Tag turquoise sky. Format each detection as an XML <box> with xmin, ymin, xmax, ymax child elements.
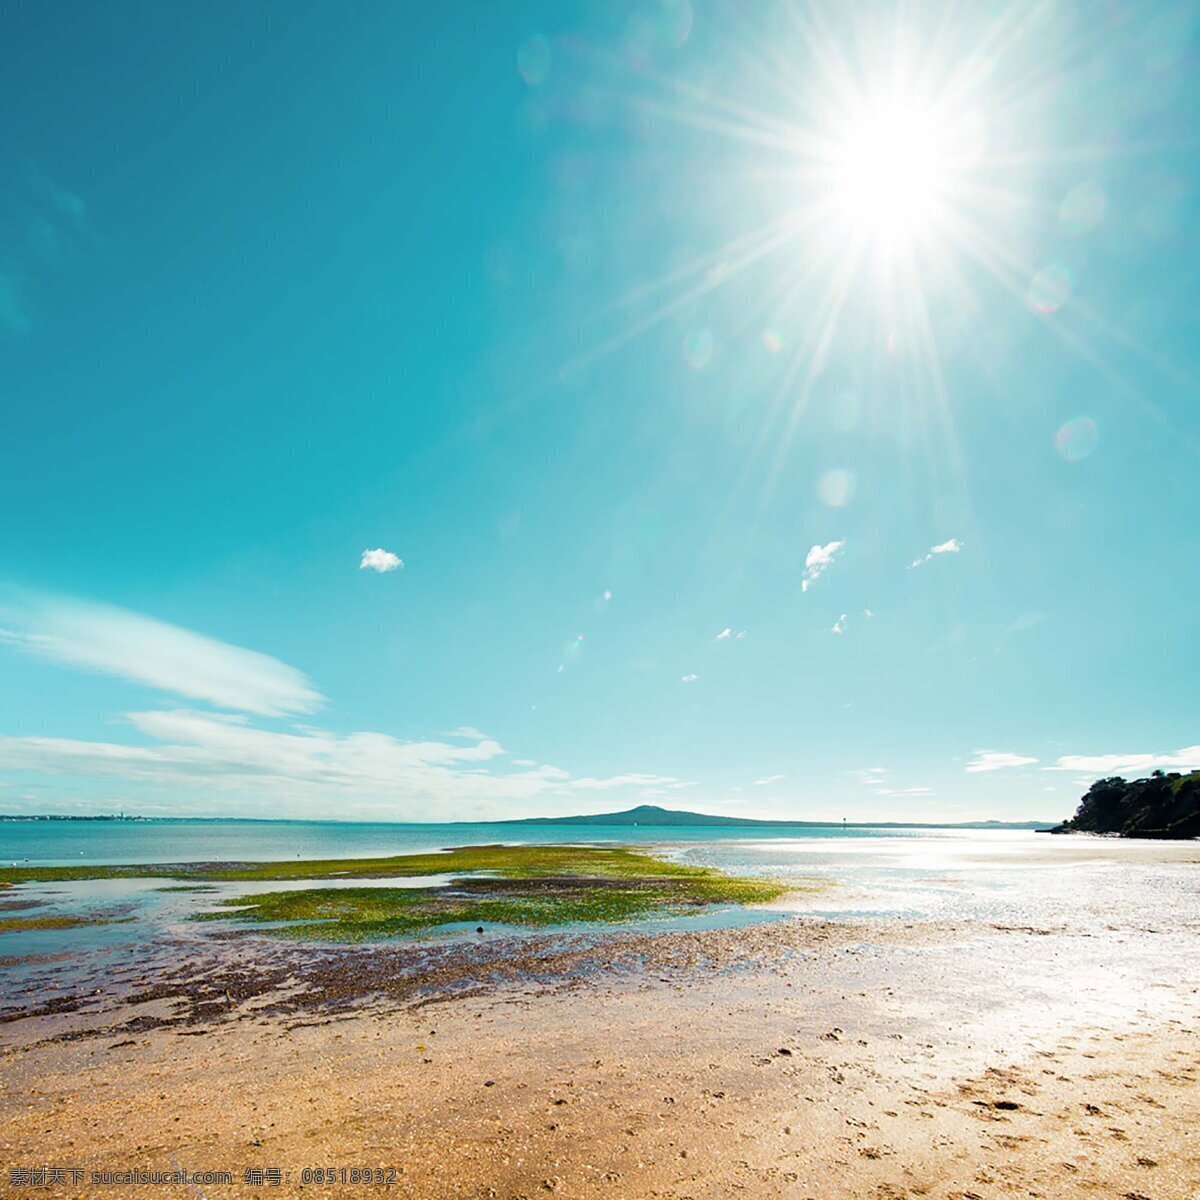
<box><xmin>1</xmin><ymin>1</ymin><xmax>1198</xmax><ymax>822</ymax></box>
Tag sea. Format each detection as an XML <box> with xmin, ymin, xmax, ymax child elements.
<box><xmin>4</xmin><ymin>817</ymin><xmax>1198</xmax><ymax>925</ymax></box>
<box><xmin>1</xmin><ymin>816</ymin><xmax>1036</xmax><ymax>867</ymax></box>
<box><xmin>2</xmin><ymin>819</ymin><xmax>1198</xmax><ymax>1014</ymax></box>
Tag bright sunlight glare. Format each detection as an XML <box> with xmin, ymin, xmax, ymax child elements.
<box><xmin>830</xmin><ymin>100</ymin><xmax>951</xmax><ymax>247</ymax></box>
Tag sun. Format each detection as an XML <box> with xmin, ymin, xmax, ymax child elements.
<box><xmin>828</xmin><ymin>98</ymin><xmax>952</xmax><ymax>250</ymax></box>
<box><xmin>581</xmin><ymin>2</ymin><xmax>1096</xmax><ymax>424</ymax></box>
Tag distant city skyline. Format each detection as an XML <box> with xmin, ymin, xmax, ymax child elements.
<box><xmin>2</xmin><ymin>1</ymin><xmax>1198</xmax><ymax>822</ymax></box>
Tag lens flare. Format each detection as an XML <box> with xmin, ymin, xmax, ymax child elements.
<box><xmin>1029</xmin><ymin>264</ymin><xmax>1073</xmax><ymax>314</ymax></box>
<box><xmin>517</xmin><ymin>35</ymin><xmax>552</xmax><ymax>86</ymax></box>
<box><xmin>817</xmin><ymin>469</ymin><xmax>855</xmax><ymax>508</ymax></box>
<box><xmin>1054</xmin><ymin>417</ymin><xmax>1098</xmax><ymax>461</ymax></box>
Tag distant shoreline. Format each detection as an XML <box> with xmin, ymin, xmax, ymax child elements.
<box><xmin>0</xmin><ymin>813</ymin><xmax>1057</xmax><ymax>830</ymax></box>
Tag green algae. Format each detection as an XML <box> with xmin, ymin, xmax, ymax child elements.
<box><xmin>198</xmin><ymin>869</ymin><xmax>791</xmax><ymax>942</ymax></box>
<box><xmin>0</xmin><ymin>844</ymin><xmax>759</xmax><ymax>886</ymax></box>
<box><xmin>0</xmin><ymin>845</ymin><xmax>804</xmax><ymax>942</ymax></box>
<box><xmin>0</xmin><ymin>913</ymin><xmax>135</xmax><ymax>934</ymax></box>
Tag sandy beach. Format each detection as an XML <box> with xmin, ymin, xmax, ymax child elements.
<box><xmin>4</xmin><ymin>836</ymin><xmax>1200</xmax><ymax>1200</ymax></box>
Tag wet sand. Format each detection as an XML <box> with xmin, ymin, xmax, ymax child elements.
<box><xmin>2</xmin><ymin>906</ymin><xmax>1199</xmax><ymax>1199</ymax></box>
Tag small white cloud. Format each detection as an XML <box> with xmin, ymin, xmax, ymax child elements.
<box><xmin>966</xmin><ymin>750</ymin><xmax>1039</xmax><ymax>773</ymax></box>
<box><xmin>753</xmin><ymin>774</ymin><xmax>785</xmax><ymax>786</ymax></box>
<box><xmin>715</xmin><ymin>628</ymin><xmax>747</xmax><ymax>641</ymax></box>
<box><xmin>802</xmin><ymin>539</ymin><xmax>845</xmax><ymax>591</ymax></box>
<box><xmin>863</xmin><ymin>608</ymin><xmax>875</xmax><ymax>618</ymax></box>
<box><xmin>681</xmin><ymin>673</ymin><xmax>699</xmax><ymax>683</ymax></box>
<box><xmin>909</xmin><ymin>538</ymin><xmax>963</xmax><ymax>569</ymax></box>
<box><xmin>831</xmin><ymin>613</ymin><xmax>848</xmax><ymax>634</ymax></box>
<box><xmin>360</xmin><ymin>548</ymin><xmax>404</xmax><ymax>573</ymax></box>
<box><xmin>1046</xmin><ymin>745</ymin><xmax>1200</xmax><ymax>775</ymax></box>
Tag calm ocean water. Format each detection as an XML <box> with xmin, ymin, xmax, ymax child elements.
<box><xmin>0</xmin><ymin>817</ymin><xmax>968</xmax><ymax>867</ymax></box>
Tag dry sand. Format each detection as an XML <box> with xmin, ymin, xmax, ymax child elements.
<box><xmin>2</xmin><ymin>912</ymin><xmax>1199</xmax><ymax>1199</ymax></box>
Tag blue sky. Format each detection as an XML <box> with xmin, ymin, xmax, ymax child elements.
<box><xmin>2</xmin><ymin>0</ymin><xmax>1198</xmax><ymax>822</ymax></box>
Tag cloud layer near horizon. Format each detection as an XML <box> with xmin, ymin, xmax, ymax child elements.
<box><xmin>965</xmin><ymin>744</ymin><xmax>1200</xmax><ymax>776</ymax></box>
<box><xmin>0</xmin><ymin>709</ymin><xmax>689</xmax><ymax>820</ymax></box>
<box><xmin>1050</xmin><ymin>745</ymin><xmax>1200</xmax><ymax>775</ymax></box>
<box><xmin>2</xmin><ymin>588</ymin><xmax>1193</xmax><ymax>821</ymax></box>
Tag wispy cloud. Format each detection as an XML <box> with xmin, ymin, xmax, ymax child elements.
<box><xmin>801</xmin><ymin>540</ymin><xmax>844</xmax><ymax>591</ymax></box>
<box><xmin>850</xmin><ymin>766</ymin><xmax>932</xmax><ymax>797</ymax></box>
<box><xmin>1047</xmin><ymin>745</ymin><xmax>1200</xmax><ymax>775</ymax></box>
<box><xmin>444</xmin><ymin>725</ymin><xmax>489</xmax><ymax>741</ymax></box>
<box><xmin>571</xmin><ymin>773</ymin><xmax>689</xmax><ymax>791</ymax></box>
<box><xmin>714</xmin><ymin>628</ymin><xmax>747</xmax><ymax>641</ymax></box>
<box><xmin>2</xmin><ymin>169</ymin><xmax>90</xmax><ymax>335</ymax></box>
<box><xmin>681</xmin><ymin>673</ymin><xmax>699</xmax><ymax>683</ymax></box>
<box><xmin>966</xmin><ymin>750</ymin><xmax>1039</xmax><ymax>773</ymax></box>
<box><xmin>850</xmin><ymin>767</ymin><xmax>888</xmax><ymax>785</ymax></box>
<box><xmin>909</xmin><ymin>538</ymin><xmax>963</xmax><ymax>569</ymax></box>
<box><xmin>753</xmin><ymin>774</ymin><xmax>785</xmax><ymax>786</ymax></box>
<box><xmin>1006</xmin><ymin>612</ymin><xmax>1047</xmax><ymax>634</ymax></box>
<box><xmin>0</xmin><ymin>273</ymin><xmax>30</xmax><ymax>336</ymax></box>
<box><xmin>0</xmin><ymin>595</ymin><xmax>322</xmax><ymax>717</ymax></box>
<box><xmin>831</xmin><ymin>613</ymin><xmax>847</xmax><ymax>634</ymax></box>
<box><xmin>25</xmin><ymin>165</ymin><xmax>85</xmax><ymax>223</ymax></box>
<box><xmin>360</xmin><ymin>548</ymin><xmax>404</xmax><ymax>573</ymax></box>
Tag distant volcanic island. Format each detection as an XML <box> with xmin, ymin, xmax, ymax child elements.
<box><xmin>497</xmin><ymin>804</ymin><xmax>1051</xmax><ymax>830</ymax></box>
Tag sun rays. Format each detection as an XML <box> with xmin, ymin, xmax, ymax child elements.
<box><xmin>563</xmin><ymin>0</ymin><xmax>1192</xmax><ymax>495</ymax></box>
